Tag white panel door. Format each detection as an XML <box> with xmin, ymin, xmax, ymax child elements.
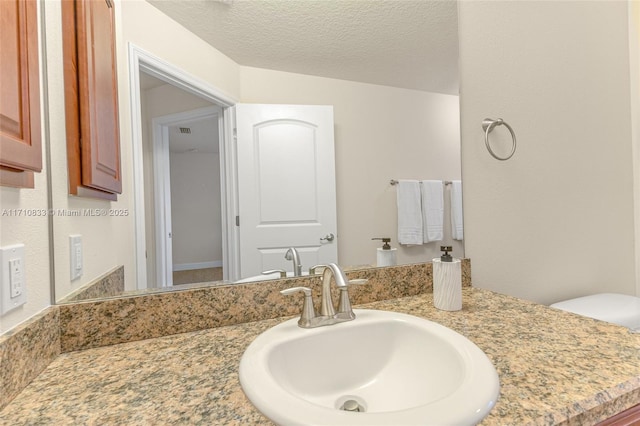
<box><xmin>235</xmin><ymin>104</ymin><xmax>338</xmax><ymax>279</ymax></box>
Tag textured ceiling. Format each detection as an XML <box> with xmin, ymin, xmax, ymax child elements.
<box><xmin>146</xmin><ymin>0</ymin><xmax>459</xmax><ymax>95</ymax></box>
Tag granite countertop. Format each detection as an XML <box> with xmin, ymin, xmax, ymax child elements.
<box><xmin>2</xmin><ymin>288</ymin><xmax>640</xmax><ymax>425</ymax></box>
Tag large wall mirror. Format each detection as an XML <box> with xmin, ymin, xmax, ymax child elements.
<box><xmin>48</xmin><ymin>0</ymin><xmax>462</xmax><ymax>303</ymax></box>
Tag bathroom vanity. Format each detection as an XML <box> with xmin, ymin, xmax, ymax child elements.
<box><xmin>1</xmin><ymin>287</ymin><xmax>639</xmax><ymax>425</ymax></box>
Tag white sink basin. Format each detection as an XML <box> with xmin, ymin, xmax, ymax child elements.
<box><xmin>239</xmin><ymin>309</ymin><xmax>500</xmax><ymax>425</ymax></box>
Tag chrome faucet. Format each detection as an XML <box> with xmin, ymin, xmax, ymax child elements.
<box><xmin>319</xmin><ymin>263</ymin><xmax>348</xmax><ymax>317</ymax></box>
<box><xmin>280</xmin><ymin>263</ymin><xmax>368</xmax><ymax>328</ymax></box>
<box><xmin>284</xmin><ymin>247</ymin><xmax>303</xmax><ymax>277</ymax></box>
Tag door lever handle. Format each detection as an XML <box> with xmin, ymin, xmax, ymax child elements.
<box><xmin>320</xmin><ymin>233</ymin><xmax>335</xmax><ymax>242</ymax></box>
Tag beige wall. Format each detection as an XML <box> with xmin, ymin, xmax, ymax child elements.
<box><xmin>120</xmin><ymin>0</ymin><xmax>240</xmax><ymax>100</ymax></box>
<box><xmin>630</xmin><ymin>0</ymin><xmax>640</xmax><ymax>296</ymax></box>
<box><xmin>458</xmin><ymin>1</ymin><xmax>636</xmax><ymax>304</ymax></box>
<box><xmin>240</xmin><ymin>67</ymin><xmax>463</xmax><ymax>266</ymax></box>
<box><xmin>170</xmin><ymin>151</ymin><xmax>222</xmax><ymax>266</ymax></box>
<box><xmin>0</xmin><ymin>172</ymin><xmax>50</xmax><ymax>334</ymax></box>
<box><xmin>0</xmin><ymin>166</ymin><xmax>50</xmax><ymax>334</ymax></box>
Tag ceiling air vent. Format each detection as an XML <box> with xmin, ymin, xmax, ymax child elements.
<box><xmin>179</xmin><ymin>127</ymin><xmax>191</xmax><ymax>134</ymax></box>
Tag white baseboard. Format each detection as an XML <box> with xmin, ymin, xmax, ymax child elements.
<box><xmin>173</xmin><ymin>261</ymin><xmax>222</xmax><ymax>272</ymax></box>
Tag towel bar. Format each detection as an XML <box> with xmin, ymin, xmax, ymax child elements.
<box><xmin>390</xmin><ymin>180</ymin><xmax>452</xmax><ymax>186</ymax></box>
<box><xmin>482</xmin><ymin>118</ymin><xmax>516</xmax><ymax>161</ymax></box>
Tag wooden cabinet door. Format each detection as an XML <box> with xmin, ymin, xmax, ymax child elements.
<box><xmin>76</xmin><ymin>0</ymin><xmax>122</xmax><ymax>194</ymax></box>
<box><xmin>0</xmin><ymin>0</ymin><xmax>42</xmax><ymax>188</ymax></box>
<box><xmin>63</xmin><ymin>0</ymin><xmax>121</xmax><ymax>199</ymax></box>
<box><xmin>597</xmin><ymin>403</ymin><xmax>640</xmax><ymax>425</ymax></box>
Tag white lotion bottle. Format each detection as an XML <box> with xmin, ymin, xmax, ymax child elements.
<box><xmin>432</xmin><ymin>246</ymin><xmax>462</xmax><ymax>311</ymax></box>
<box><xmin>373</xmin><ymin>238</ymin><xmax>397</xmax><ymax>267</ymax></box>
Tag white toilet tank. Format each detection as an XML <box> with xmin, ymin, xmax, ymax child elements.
<box><xmin>550</xmin><ymin>293</ymin><xmax>640</xmax><ymax>331</ymax></box>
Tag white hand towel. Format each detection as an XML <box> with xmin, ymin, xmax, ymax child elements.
<box><xmin>396</xmin><ymin>180</ymin><xmax>423</xmax><ymax>245</ymax></box>
<box><xmin>421</xmin><ymin>180</ymin><xmax>444</xmax><ymax>243</ymax></box>
<box><xmin>450</xmin><ymin>180</ymin><xmax>464</xmax><ymax>240</ymax></box>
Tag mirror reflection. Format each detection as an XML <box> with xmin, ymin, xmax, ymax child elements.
<box><xmin>51</xmin><ymin>0</ymin><xmax>463</xmax><ymax>303</ymax></box>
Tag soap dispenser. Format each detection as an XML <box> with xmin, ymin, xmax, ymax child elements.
<box><xmin>372</xmin><ymin>238</ymin><xmax>397</xmax><ymax>267</ymax></box>
<box><xmin>432</xmin><ymin>246</ymin><xmax>462</xmax><ymax>311</ymax></box>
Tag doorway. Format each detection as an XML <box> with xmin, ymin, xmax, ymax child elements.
<box><xmin>146</xmin><ymin>102</ymin><xmax>224</xmax><ymax>287</ymax></box>
<box><xmin>128</xmin><ymin>44</ymin><xmax>238</xmax><ymax>290</ymax></box>
<box><xmin>168</xmin><ymin>116</ymin><xmax>223</xmax><ymax>285</ymax></box>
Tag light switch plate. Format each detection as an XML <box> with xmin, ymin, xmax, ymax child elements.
<box><xmin>1</xmin><ymin>244</ymin><xmax>26</xmax><ymax>315</ymax></box>
<box><xmin>70</xmin><ymin>235</ymin><xmax>83</xmax><ymax>281</ymax></box>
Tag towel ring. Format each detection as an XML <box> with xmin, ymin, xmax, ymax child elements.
<box><xmin>482</xmin><ymin>118</ymin><xmax>516</xmax><ymax>161</ymax></box>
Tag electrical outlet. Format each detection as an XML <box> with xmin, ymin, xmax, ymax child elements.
<box><xmin>9</xmin><ymin>258</ymin><xmax>22</xmax><ymax>298</ymax></box>
<box><xmin>70</xmin><ymin>235</ymin><xmax>83</xmax><ymax>281</ymax></box>
<box><xmin>1</xmin><ymin>244</ymin><xmax>26</xmax><ymax>315</ymax></box>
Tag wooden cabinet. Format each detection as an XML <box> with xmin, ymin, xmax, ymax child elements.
<box><xmin>0</xmin><ymin>0</ymin><xmax>42</xmax><ymax>188</ymax></box>
<box><xmin>62</xmin><ymin>0</ymin><xmax>122</xmax><ymax>200</ymax></box>
<box><xmin>597</xmin><ymin>403</ymin><xmax>640</xmax><ymax>426</ymax></box>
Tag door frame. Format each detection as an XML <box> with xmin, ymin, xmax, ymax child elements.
<box><xmin>151</xmin><ymin>106</ymin><xmax>222</xmax><ymax>288</ymax></box>
<box><xmin>127</xmin><ymin>43</ymin><xmax>240</xmax><ymax>288</ymax></box>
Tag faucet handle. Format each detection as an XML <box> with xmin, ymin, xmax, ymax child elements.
<box><xmin>280</xmin><ymin>287</ymin><xmax>316</xmax><ymax>328</ymax></box>
<box><xmin>308</xmin><ymin>265</ymin><xmax>326</xmax><ymax>275</ymax></box>
<box><xmin>280</xmin><ymin>286</ymin><xmax>312</xmax><ymax>296</ymax></box>
<box><xmin>336</xmin><ymin>287</ymin><xmax>355</xmax><ymax>320</ymax></box>
<box><xmin>336</xmin><ymin>278</ymin><xmax>368</xmax><ymax>320</ymax></box>
<box><xmin>262</xmin><ymin>269</ymin><xmax>287</xmax><ymax>278</ymax></box>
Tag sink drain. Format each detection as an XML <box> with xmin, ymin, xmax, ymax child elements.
<box><xmin>341</xmin><ymin>399</ymin><xmax>363</xmax><ymax>412</ymax></box>
<box><xmin>337</xmin><ymin>396</ymin><xmax>367</xmax><ymax>413</ymax></box>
